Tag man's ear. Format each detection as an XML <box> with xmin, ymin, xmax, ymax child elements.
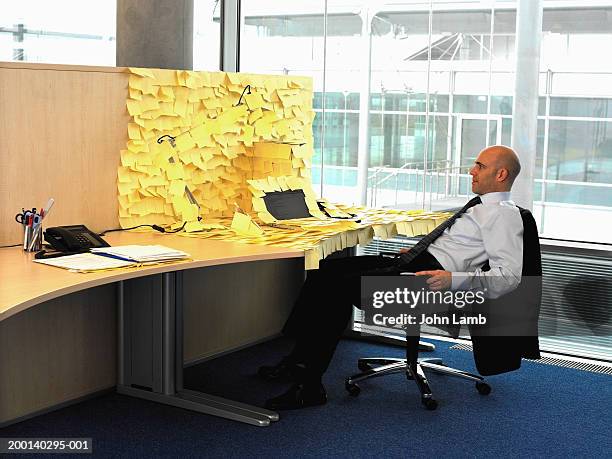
<box><xmin>496</xmin><ymin>168</ymin><xmax>509</xmax><ymax>183</ymax></box>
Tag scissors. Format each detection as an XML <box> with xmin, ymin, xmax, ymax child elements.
<box><xmin>15</xmin><ymin>211</ymin><xmax>30</xmax><ymax>225</ymax></box>
<box><xmin>15</xmin><ymin>209</ymin><xmax>36</xmax><ymax>225</ymax></box>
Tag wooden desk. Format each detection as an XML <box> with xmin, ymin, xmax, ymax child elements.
<box><xmin>0</xmin><ymin>233</ymin><xmax>304</xmax><ymax>427</ymax></box>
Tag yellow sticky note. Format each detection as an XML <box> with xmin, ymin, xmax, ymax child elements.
<box><xmin>128</xmin><ymin>123</ymin><xmax>141</xmax><ymax>140</ymax></box>
<box><xmin>130</xmin><ymin>67</ymin><xmax>155</xmax><ymax>78</ymax></box>
<box><xmin>126</xmin><ymin>99</ymin><xmax>142</xmax><ymax>116</ymax></box>
<box><xmin>248</xmin><ymin>109</ymin><xmax>263</xmax><ymax>124</ymax></box>
<box><xmin>117</xmin><ymin>167</ymin><xmax>133</xmax><ymax>184</ymax></box>
<box><xmin>258</xmin><ymin>212</ymin><xmax>276</xmax><ymax>224</ymax></box>
<box><xmin>118</xmin><ymin>182</ymin><xmax>136</xmax><ymax>196</ymax></box>
<box><xmin>120</xmin><ymin>150</ymin><xmax>136</xmax><ymax>167</ymax></box>
<box><xmin>267</xmin><ymin>176</ymin><xmax>281</xmax><ymax>191</ymax></box>
<box><xmin>166</xmin><ymin>163</ymin><xmax>186</xmax><ymax>180</ymax></box>
<box><xmin>212</xmin><ymin>134</ymin><xmax>228</xmax><ymax>147</ymax></box>
<box><xmin>129</xmin><ymin>88</ymin><xmax>142</xmax><ymax>100</ymax></box>
<box><xmin>227</xmin><ymin>72</ymin><xmax>241</xmax><ymax>85</ymax></box>
<box><xmin>231</xmin><ymin>212</ymin><xmax>264</xmax><ymax>237</ymax></box>
<box><xmin>140</xmin><ymin>95</ymin><xmax>160</xmax><ymax>112</ymax></box>
<box><xmin>254</xmin><ymin>142</ymin><xmax>292</xmax><ymax>160</ymax></box>
<box><xmin>185</xmin><ymin>221</ymin><xmax>205</xmax><ymax>232</ymax></box>
<box><xmin>242</xmin><ymin>125</ymin><xmax>255</xmax><ymax>146</ymax></box>
<box><xmin>285</xmin><ymin>176</ymin><xmax>304</xmax><ymax>190</ymax></box>
<box><xmin>245</xmin><ymin>92</ymin><xmax>265</xmax><ymax>110</ymax></box>
<box><xmin>252</xmin><ymin>198</ymin><xmax>267</xmax><ymax>213</ymax></box>
<box><xmin>255</xmin><ymin>120</ymin><xmax>273</xmax><ymax>138</ymax></box>
<box><xmin>151</xmin><ymin>69</ymin><xmax>178</xmax><ymax>86</ymax></box>
<box><xmin>168</xmin><ymin>180</ymin><xmax>186</xmax><ymax>196</ymax></box>
<box><xmin>275</xmin><ymin>119</ymin><xmax>291</xmax><ymax>137</ymax></box>
<box><xmin>181</xmin><ymin>203</ymin><xmax>199</xmax><ymax>221</ymax></box>
<box><xmin>175</xmin><ymin>132</ymin><xmax>196</xmax><ymax>152</ymax></box>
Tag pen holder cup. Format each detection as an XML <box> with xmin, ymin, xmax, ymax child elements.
<box><xmin>24</xmin><ymin>224</ymin><xmax>43</xmax><ymax>252</ymax></box>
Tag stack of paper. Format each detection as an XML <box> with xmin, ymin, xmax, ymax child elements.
<box><xmin>90</xmin><ymin>245</ymin><xmax>190</xmax><ymax>263</ymax></box>
<box><xmin>34</xmin><ymin>253</ymin><xmax>136</xmax><ymax>272</ymax></box>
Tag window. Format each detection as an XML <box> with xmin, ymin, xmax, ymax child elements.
<box><xmin>239</xmin><ymin>1</ymin><xmax>612</xmax><ymax>244</ymax></box>
<box><xmin>193</xmin><ymin>0</ymin><xmax>221</xmax><ymax>71</ymax></box>
<box><xmin>0</xmin><ymin>0</ymin><xmax>116</xmax><ymax>66</ymax></box>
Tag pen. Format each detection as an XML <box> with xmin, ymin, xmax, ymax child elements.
<box><xmin>28</xmin><ymin>215</ymin><xmax>43</xmax><ymax>251</ymax></box>
<box><xmin>23</xmin><ymin>215</ymin><xmax>32</xmax><ymax>250</ymax></box>
<box><xmin>41</xmin><ymin>198</ymin><xmax>54</xmax><ymax>219</ymax></box>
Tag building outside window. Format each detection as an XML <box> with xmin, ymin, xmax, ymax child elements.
<box><xmin>0</xmin><ymin>0</ymin><xmax>116</xmax><ymax>66</ymax></box>
<box><xmin>240</xmin><ymin>0</ymin><xmax>612</xmax><ymax>245</ymax></box>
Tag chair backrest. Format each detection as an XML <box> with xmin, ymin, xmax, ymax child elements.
<box><xmin>470</xmin><ymin>206</ymin><xmax>542</xmax><ymax>375</ymax></box>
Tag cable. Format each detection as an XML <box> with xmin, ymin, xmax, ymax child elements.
<box><xmin>0</xmin><ymin>243</ymin><xmax>22</xmax><ymax>248</ymax></box>
<box><xmin>99</xmin><ymin>222</ymin><xmax>187</xmax><ymax>236</ymax></box>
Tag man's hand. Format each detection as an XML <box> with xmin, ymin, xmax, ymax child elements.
<box><xmin>399</xmin><ymin>248</ymin><xmax>410</xmax><ymax>254</ymax></box>
<box><xmin>416</xmin><ymin>270</ymin><xmax>452</xmax><ymax>291</ymax></box>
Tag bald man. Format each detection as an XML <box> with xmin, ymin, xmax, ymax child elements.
<box><xmin>260</xmin><ymin>145</ymin><xmax>525</xmax><ymax>410</ymax></box>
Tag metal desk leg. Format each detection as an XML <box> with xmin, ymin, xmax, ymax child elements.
<box><xmin>117</xmin><ymin>272</ymin><xmax>279</xmax><ymax>427</ymax></box>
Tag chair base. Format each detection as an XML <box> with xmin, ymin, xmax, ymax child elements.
<box><xmin>345</xmin><ymin>357</ymin><xmax>491</xmax><ymax>410</ymax></box>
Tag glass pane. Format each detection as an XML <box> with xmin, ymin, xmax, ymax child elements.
<box><xmin>550</xmin><ymin>97</ymin><xmax>612</xmax><ymax>118</ymax></box>
<box><xmin>545</xmin><ymin>182</ymin><xmax>611</xmax><ymax>207</ymax></box>
<box><xmin>547</xmin><ymin>120</ymin><xmax>612</xmax><ymax>185</ymax></box>
<box><xmin>240</xmin><ymin>1</ymin><xmax>325</xmax><ymax>79</ymax></box>
<box><xmin>0</xmin><ymin>0</ymin><xmax>116</xmax><ymax>65</ymax></box>
<box><xmin>501</xmin><ymin>117</ymin><xmax>512</xmax><ymax>145</ymax></box>
<box><xmin>457</xmin><ymin>118</ymin><xmax>498</xmax><ymax>166</ymax></box>
<box><xmin>536</xmin><ymin>119</ymin><xmax>545</xmax><ymax>180</ymax></box>
<box><xmin>323</xmin><ymin>91</ymin><xmax>359</xmax><ymax>111</ymax></box>
<box><xmin>193</xmin><ymin>0</ymin><xmax>221</xmax><ymax>71</ymax></box>
<box><xmin>429</xmin><ymin>115</ymin><xmax>450</xmax><ymax>166</ymax></box>
<box><xmin>491</xmin><ymin>96</ymin><xmax>513</xmax><ymax>115</ymax></box>
<box><xmin>552</xmin><ymin>73</ymin><xmax>612</xmax><ymax>97</ymax></box>
<box><xmin>538</xmin><ymin>97</ymin><xmax>546</xmax><ymax>116</ymax></box>
<box><xmin>454</xmin><ymin>72</ymin><xmax>490</xmax><ymax>95</ymax></box>
<box><xmin>453</xmin><ymin>95</ymin><xmax>489</xmax><ymax>114</ymax></box>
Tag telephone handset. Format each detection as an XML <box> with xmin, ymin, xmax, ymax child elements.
<box><xmin>44</xmin><ymin>225</ymin><xmax>110</xmax><ymax>252</ymax></box>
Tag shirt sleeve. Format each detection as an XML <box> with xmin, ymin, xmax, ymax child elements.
<box><xmin>451</xmin><ymin>205</ymin><xmax>523</xmax><ymax>299</ymax></box>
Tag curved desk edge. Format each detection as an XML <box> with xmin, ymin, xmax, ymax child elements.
<box><xmin>0</xmin><ymin>233</ymin><xmax>304</xmax><ymax>323</ymax></box>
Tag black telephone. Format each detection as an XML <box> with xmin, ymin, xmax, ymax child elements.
<box><xmin>44</xmin><ymin>225</ymin><xmax>110</xmax><ymax>252</ymax></box>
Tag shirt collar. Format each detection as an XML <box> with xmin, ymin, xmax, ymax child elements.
<box><xmin>479</xmin><ymin>191</ymin><xmax>512</xmax><ymax>204</ymax></box>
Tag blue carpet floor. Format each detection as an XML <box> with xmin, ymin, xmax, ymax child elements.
<box><xmin>2</xmin><ymin>338</ymin><xmax>611</xmax><ymax>458</ymax></box>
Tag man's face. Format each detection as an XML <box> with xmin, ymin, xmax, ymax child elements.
<box><xmin>469</xmin><ymin>149</ymin><xmax>498</xmax><ymax>195</ymax></box>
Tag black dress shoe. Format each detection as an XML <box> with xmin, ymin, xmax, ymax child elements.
<box><xmin>264</xmin><ymin>382</ymin><xmax>327</xmax><ymax>410</ymax></box>
<box><xmin>257</xmin><ymin>357</ymin><xmax>304</xmax><ymax>382</ymax></box>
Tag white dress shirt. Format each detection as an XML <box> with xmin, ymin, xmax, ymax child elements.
<box><xmin>427</xmin><ymin>191</ymin><xmax>523</xmax><ymax>299</ymax></box>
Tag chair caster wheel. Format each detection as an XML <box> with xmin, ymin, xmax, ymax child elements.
<box><xmin>345</xmin><ymin>381</ymin><xmax>361</xmax><ymax>397</ymax></box>
<box><xmin>476</xmin><ymin>382</ymin><xmax>491</xmax><ymax>395</ymax></box>
<box><xmin>358</xmin><ymin>361</ymin><xmax>372</xmax><ymax>372</ymax></box>
<box><xmin>422</xmin><ymin>397</ymin><xmax>438</xmax><ymax>410</ymax></box>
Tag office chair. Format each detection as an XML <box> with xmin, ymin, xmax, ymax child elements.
<box><xmin>345</xmin><ymin>208</ymin><xmax>541</xmax><ymax>410</ymax></box>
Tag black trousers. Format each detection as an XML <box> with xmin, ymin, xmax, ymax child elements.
<box><xmin>282</xmin><ymin>251</ymin><xmax>443</xmax><ymax>380</ymax></box>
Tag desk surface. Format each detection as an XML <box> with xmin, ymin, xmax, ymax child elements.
<box><xmin>0</xmin><ymin>232</ymin><xmax>303</xmax><ymax>322</ymax></box>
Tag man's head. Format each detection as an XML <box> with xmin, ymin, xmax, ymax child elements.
<box><xmin>469</xmin><ymin>145</ymin><xmax>521</xmax><ymax>195</ymax></box>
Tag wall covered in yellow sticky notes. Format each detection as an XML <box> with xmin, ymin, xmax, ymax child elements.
<box><xmin>118</xmin><ymin>67</ymin><xmax>315</xmax><ymax>231</ymax></box>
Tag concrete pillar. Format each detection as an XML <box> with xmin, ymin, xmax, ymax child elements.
<box><xmin>116</xmin><ymin>0</ymin><xmax>194</xmax><ymax>70</ymax></box>
<box><xmin>511</xmin><ymin>0</ymin><xmax>543</xmax><ymax>210</ymax></box>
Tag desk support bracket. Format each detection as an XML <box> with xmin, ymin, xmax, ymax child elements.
<box><xmin>117</xmin><ymin>272</ymin><xmax>279</xmax><ymax>427</ymax></box>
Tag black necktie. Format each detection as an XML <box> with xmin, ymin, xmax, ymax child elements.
<box><xmin>399</xmin><ymin>196</ymin><xmax>482</xmax><ymax>265</ymax></box>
